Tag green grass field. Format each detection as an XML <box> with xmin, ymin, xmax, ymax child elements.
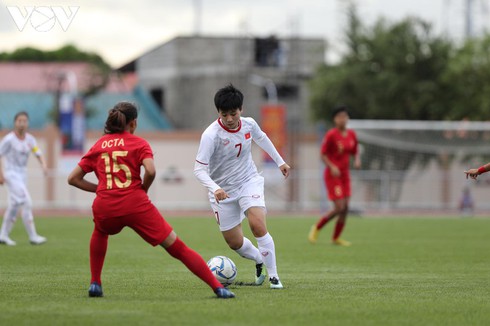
<box><xmin>1</xmin><ymin>216</ymin><xmax>489</xmax><ymax>326</ymax></box>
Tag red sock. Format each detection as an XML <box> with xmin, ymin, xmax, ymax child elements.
<box><xmin>165</xmin><ymin>238</ymin><xmax>222</xmax><ymax>291</ymax></box>
<box><xmin>316</xmin><ymin>215</ymin><xmax>331</xmax><ymax>230</ymax></box>
<box><xmin>332</xmin><ymin>221</ymin><xmax>345</xmax><ymax>240</ymax></box>
<box><xmin>90</xmin><ymin>228</ymin><xmax>108</xmax><ymax>284</ymax></box>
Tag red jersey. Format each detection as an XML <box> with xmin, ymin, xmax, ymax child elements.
<box><xmin>78</xmin><ymin>131</ymin><xmax>154</xmax><ymax>217</ymax></box>
<box><xmin>321</xmin><ymin>128</ymin><xmax>358</xmax><ymax>172</ymax></box>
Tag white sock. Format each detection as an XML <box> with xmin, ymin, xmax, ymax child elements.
<box><xmin>256</xmin><ymin>233</ymin><xmax>278</xmax><ymax>279</ymax></box>
<box><xmin>235</xmin><ymin>237</ymin><xmax>263</xmax><ymax>264</ymax></box>
<box><xmin>0</xmin><ymin>205</ymin><xmax>19</xmax><ymax>239</ymax></box>
<box><xmin>21</xmin><ymin>203</ymin><xmax>38</xmax><ymax>240</ymax></box>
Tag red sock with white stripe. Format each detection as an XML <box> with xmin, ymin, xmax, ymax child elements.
<box><xmin>165</xmin><ymin>237</ymin><xmax>222</xmax><ymax>290</ymax></box>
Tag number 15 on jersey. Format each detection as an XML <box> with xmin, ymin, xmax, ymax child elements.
<box><xmin>101</xmin><ymin>151</ymin><xmax>132</xmax><ymax>189</ymax></box>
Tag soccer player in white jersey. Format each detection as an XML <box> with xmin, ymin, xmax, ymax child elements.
<box><xmin>0</xmin><ymin>112</ymin><xmax>48</xmax><ymax>246</ymax></box>
<box><xmin>194</xmin><ymin>84</ymin><xmax>290</xmax><ymax>289</ymax></box>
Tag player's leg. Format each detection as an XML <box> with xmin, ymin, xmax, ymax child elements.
<box><xmin>87</xmin><ymin>212</ymin><xmax>127</xmax><ymax>297</ymax></box>
<box><xmin>221</xmin><ymin>224</ymin><xmax>265</xmax><ymax>285</ymax></box>
<box><xmin>213</xmin><ymin>198</ymin><xmax>265</xmax><ymax>285</ymax></box>
<box><xmin>161</xmin><ymin>231</ymin><xmax>234</xmax><ymax>298</ymax></box>
<box><xmin>0</xmin><ymin>174</ymin><xmax>22</xmax><ymax>245</ymax></box>
<box><xmin>309</xmin><ymin>175</ymin><xmax>344</xmax><ymax>243</ymax></box>
<box><xmin>332</xmin><ymin>174</ymin><xmax>352</xmax><ymax>246</ymax></box>
<box><xmin>331</xmin><ymin>199</ymin><xmax>350</xmax><ymax>246</ymax></box>
<box><xmin>237</xmin><ymin>176</ymin><xmax>274</xmax><ymax>286</ymax></box>
<box><xmin>246</xmin><ymin>207</ymin><xmax>282</xmax><ymax>289</ymax></box>
<box><xmin>88</xmin><ymin>226</ymin><xmax>109</xmax><ymax>297</ymax></box>
<box><xmin>309</xmin><ymin>200</ymin><xmax>344</xmax><ymax>243</ymax></box>
<box><xmin>0</xmin><ymin>203</ymin><xmax>19</xmax><ymax>246</ymax></box>
<box><xmin>128</xmin><ymin>206</ymin><xmax>234</xmax><ymax>298</ymax></box>
<box><xmin>20</xmin><ymin>190</ymin><xmax>46</xmax><ymax>245</ymax></box>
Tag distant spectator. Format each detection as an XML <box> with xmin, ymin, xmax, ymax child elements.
<box><xmin>459</xmin><ymin>187</ymin><xmax>474</xmax><ymax>217</ymax></box>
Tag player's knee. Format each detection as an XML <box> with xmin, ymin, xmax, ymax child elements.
<box><xmin>227</xmin><ymin>239</ymin><xmax>243</xmax><ymax>251</ymax></box>
<box><xmin>332</xmin><ymin>205</ymin><xmax>343</xmax><ymax>215</ymax></box>
<box><xmin>248</xmin><ymin>216</ymin><xmax>267</xmax><ymax>237</ymax></box>
<box><xmin>341</xmin><ymin>206</ymin><xmax>348</xmax><ymax>215</ymax></box>
<box><xmin>23</xmin><ymin>202</ymin><xmax>33</xmax><ymax>211</ymax></box>
<box><xmin>249</xmin><ymin>223</ymin><xmax>267</xmax><ymax>238</ymax></box>
<box><xmin>6</xmin><ymin>204</ymin><xmax>20</xmax><ymax>219</ymax></box>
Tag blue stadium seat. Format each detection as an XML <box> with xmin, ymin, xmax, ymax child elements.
<box><xmin>0</xmin><ymin>87</ymin><xmax>172</xmax><ymax>131</ymax></box>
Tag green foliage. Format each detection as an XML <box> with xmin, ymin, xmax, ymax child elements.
<box><xmin>0</xmin><ymin>44</ymin><xmax>109</xmax><ymax>68</ymax></box>
<box><xmin>442</xmin><ymin>35</ymin><xmax>490</xmax><ymax>120</ymax></box>
<box><xmin>310</xmin><ymin>5</ymin><xmax>490</xmax><ymax>122</ymax></box>
<box><xmin>0</xmin><ymin>44</ymin><xmax>111</xmax><ymax>97</ymax></box>
<box><xmin>1</xmin><ymin>217</ymin><xmax>489</xmax><ymax>325</ymax></box>
<box><xmin>310</xmin><ymin>5</ymin><xmax>490</xmax><ymax>201</ymax></box>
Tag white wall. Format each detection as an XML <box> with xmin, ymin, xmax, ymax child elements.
<box><xmin>1</xmin><ymin>129</ymin><xmax>489</xmax><ymax>214</ymax></box>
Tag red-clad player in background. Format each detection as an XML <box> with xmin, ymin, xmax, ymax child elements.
<box><xmin>67</xmin><ymin>102</ymin><xmax>234</xmax><ymax>299</ymax></box>
<box><xmin>308</xmin><ymin>106</ymin><xmax>361</xmax><ymax>247</ymax></box>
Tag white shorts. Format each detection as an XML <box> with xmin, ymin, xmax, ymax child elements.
<box><xmin>209</xmin><ymin>175</ymin><xmax>266</xmax><ymax>231</ymax></box>
<box><xmin>4</xmin><ymin>171</ymin><xmax>31</xmax><ymax>206</ymax></box>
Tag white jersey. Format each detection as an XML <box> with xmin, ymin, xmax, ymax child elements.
<box><xmin>194</xmin><ymin>117</ymin><xmax>285</xmax><ymax>194</ymax></box>
<box><xmin>0</xmin><ymin>132</ymin><xmax>42</xmax><ymax>174</ymax></box>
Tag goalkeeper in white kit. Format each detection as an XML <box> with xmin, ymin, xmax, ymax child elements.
<box><xmin>194</xmin><ymin>84</ymin><xmax>290</xmax><ymax>289</ymax></box>
<box><xmin>0</xmin><ymin>112</ymin><xmax>48</xmax><ymax>246</ymax></box>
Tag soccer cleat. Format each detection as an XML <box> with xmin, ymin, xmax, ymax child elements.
<box><xmin>30</xmin><ymin>236</ymin><xmax>47</xmax><ymax>245</ymax></box>
<box><xmin>255</xmin><ymin>263</ymin><xmax>266</xmax><ymax>285</ymax></box>
<box><xmin>0</xmin><ymin>237</ymin><xmax>16</xmax><ymax>246</ymax></box>
<box><xmin>214</xmin><ymin>287</ymin><xmax>235</xmax><ymax>299</ymax></box>
<box><xmin>269</xmin><ymin>277</ymin><xmax>283</xmax><ymax>289</ymax></box>
<box><xmin>88</xmin><ymin>282</ymin><xmax>103</xmax><ymax>297</ymax></box>
<box><xmin>332</xmin><ymin>238</ymin><xmax>352</xmax><ymax>247</ymax></box>
<box><xmin>308</xmin><ymin>225</ymin><xmax>319</xmax><ymax>244</ymax></box>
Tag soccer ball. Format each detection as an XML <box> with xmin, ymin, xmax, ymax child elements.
<box><xmin>207</xmin><ymin>256</ymin><xmax>237</xmax><ymax>286</ymax></box>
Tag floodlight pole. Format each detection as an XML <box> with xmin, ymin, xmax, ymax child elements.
<box><xmin>465</xmin><ymin>0</ymin><xmax>475</xmax><ymax>38</ymax></box>
<box><xmin>193</xmin><ymin>0</ymin><xmax>202</xmax><ymax>35</ymax></box>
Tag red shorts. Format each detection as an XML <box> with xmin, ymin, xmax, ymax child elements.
<box><xmin>324</xmin><ymin>168</ymin><xmax>351</xmax><ymax>201</ymax></box>
<box><xmin>93</xmin><ymin>205</ymin><xmax>173</xmax><ymax>246</ymax></box>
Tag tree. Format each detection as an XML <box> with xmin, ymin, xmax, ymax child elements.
<box><xmin>442</xmin><ymin>35</ymin><xmax>490</xmax><ymax>120</ymax></box>
<box><xmin>0</xmin><ymin>44</ymin><xmax>111</xmax><ymax>97</ymax></box>
<box><xmin>310</xmin><ymin>6</ymin><xmax>453</xmax><ymax>122</ymax></box>
<box><xmin>309</xmin><ymin>6</ymin><xmax>458</xmax><ymax>206</ymax></box>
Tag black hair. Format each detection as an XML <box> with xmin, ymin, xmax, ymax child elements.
<box><xmin>14</xmin><ymin>111</ymin><xmax>29</xmax><ymax>121</ymax></box>
<box><xmin>331</xmin><ymin>106</ymin><xmax>349</xmax><ymax>120</ymax></box>
<box><xmin>104</xmin><ymin>102</ymin><xmax>138</xmax><ymax>134</ymax></box>
<box><xmin>214</xmin><ymin>84</ymin><xmax>244</xmax><ymax>113</ymax></box>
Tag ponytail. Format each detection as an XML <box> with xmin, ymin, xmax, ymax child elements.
<box><xmin>104</xmin><ymin>102</ymin><xmax>138</xmax><ymax>134</ymax></box>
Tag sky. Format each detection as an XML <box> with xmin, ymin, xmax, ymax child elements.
<box><xmin>0</xmin><ymin>0</ymin><xmax>489</xmax><ymax>67</ymax></box>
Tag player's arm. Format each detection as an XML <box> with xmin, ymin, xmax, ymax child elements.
<box><xmin>193</xmin><ymin>133</ymin><xmax>229</xmax><ymax>203</ymax></box>
<box><xmin>141</xmin><ymin>158</ymin><xmax>155</xmax><ymax>192</ymax></box>
<box><xmin>320</xmin><ymin>132</ymin><xmax>340</xmax><ymax>177</ymax></box>
<box><xmin>30</xmin><ymin>138</ymin><xmax>48</xmax><ymax>176</ymax></box>
<box><xmin>354</xmin><ymin>152</ymin><xmax>361</xmax><ymax>169</ymax></box>
<box><xmin>465</xmin><ymin>163</ymin><xmax>490</xmax><ymax>180</ymax></box>
<box><xmin>0</xmin><ymin>137</ymin><xmax>9</xmax><ymax>185</ymax></box>
<box><xmin>35</xmin><ymin>155</ymin><xmax>48</xmax><ymax>176</ymax></box>
<box><xmin>322</xmin><ymin>154</ymin><xmax>340</xmax><ymax>177</ymax></box>
<box><xmin>0</xmin><ymin>156</ymin><xmax>4</xmax><ymax>185</ymax></box>
<box><xmin>67</xmin><ymin>165</ymin><xmax>97</xmax><ymax>193</ymax></box>
<box><xmin>353</xmin><ymin>133</ymin><xmax>361</xmax><ymax>169</ymax></box>
<box><xmin>194</xmin><ymin>162</ymin><xmax>229</xmax><ymax>203</ymax></box>
<box><xmin>251</xmin><ymin>121</ymin><xmax>290</xmax><ymax>178</ymax></box>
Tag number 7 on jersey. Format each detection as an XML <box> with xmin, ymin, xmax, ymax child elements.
<box><xmin>235</xmin><ymin>143</ymin><xmax>242</xmax><ymax>158</ymax></box>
